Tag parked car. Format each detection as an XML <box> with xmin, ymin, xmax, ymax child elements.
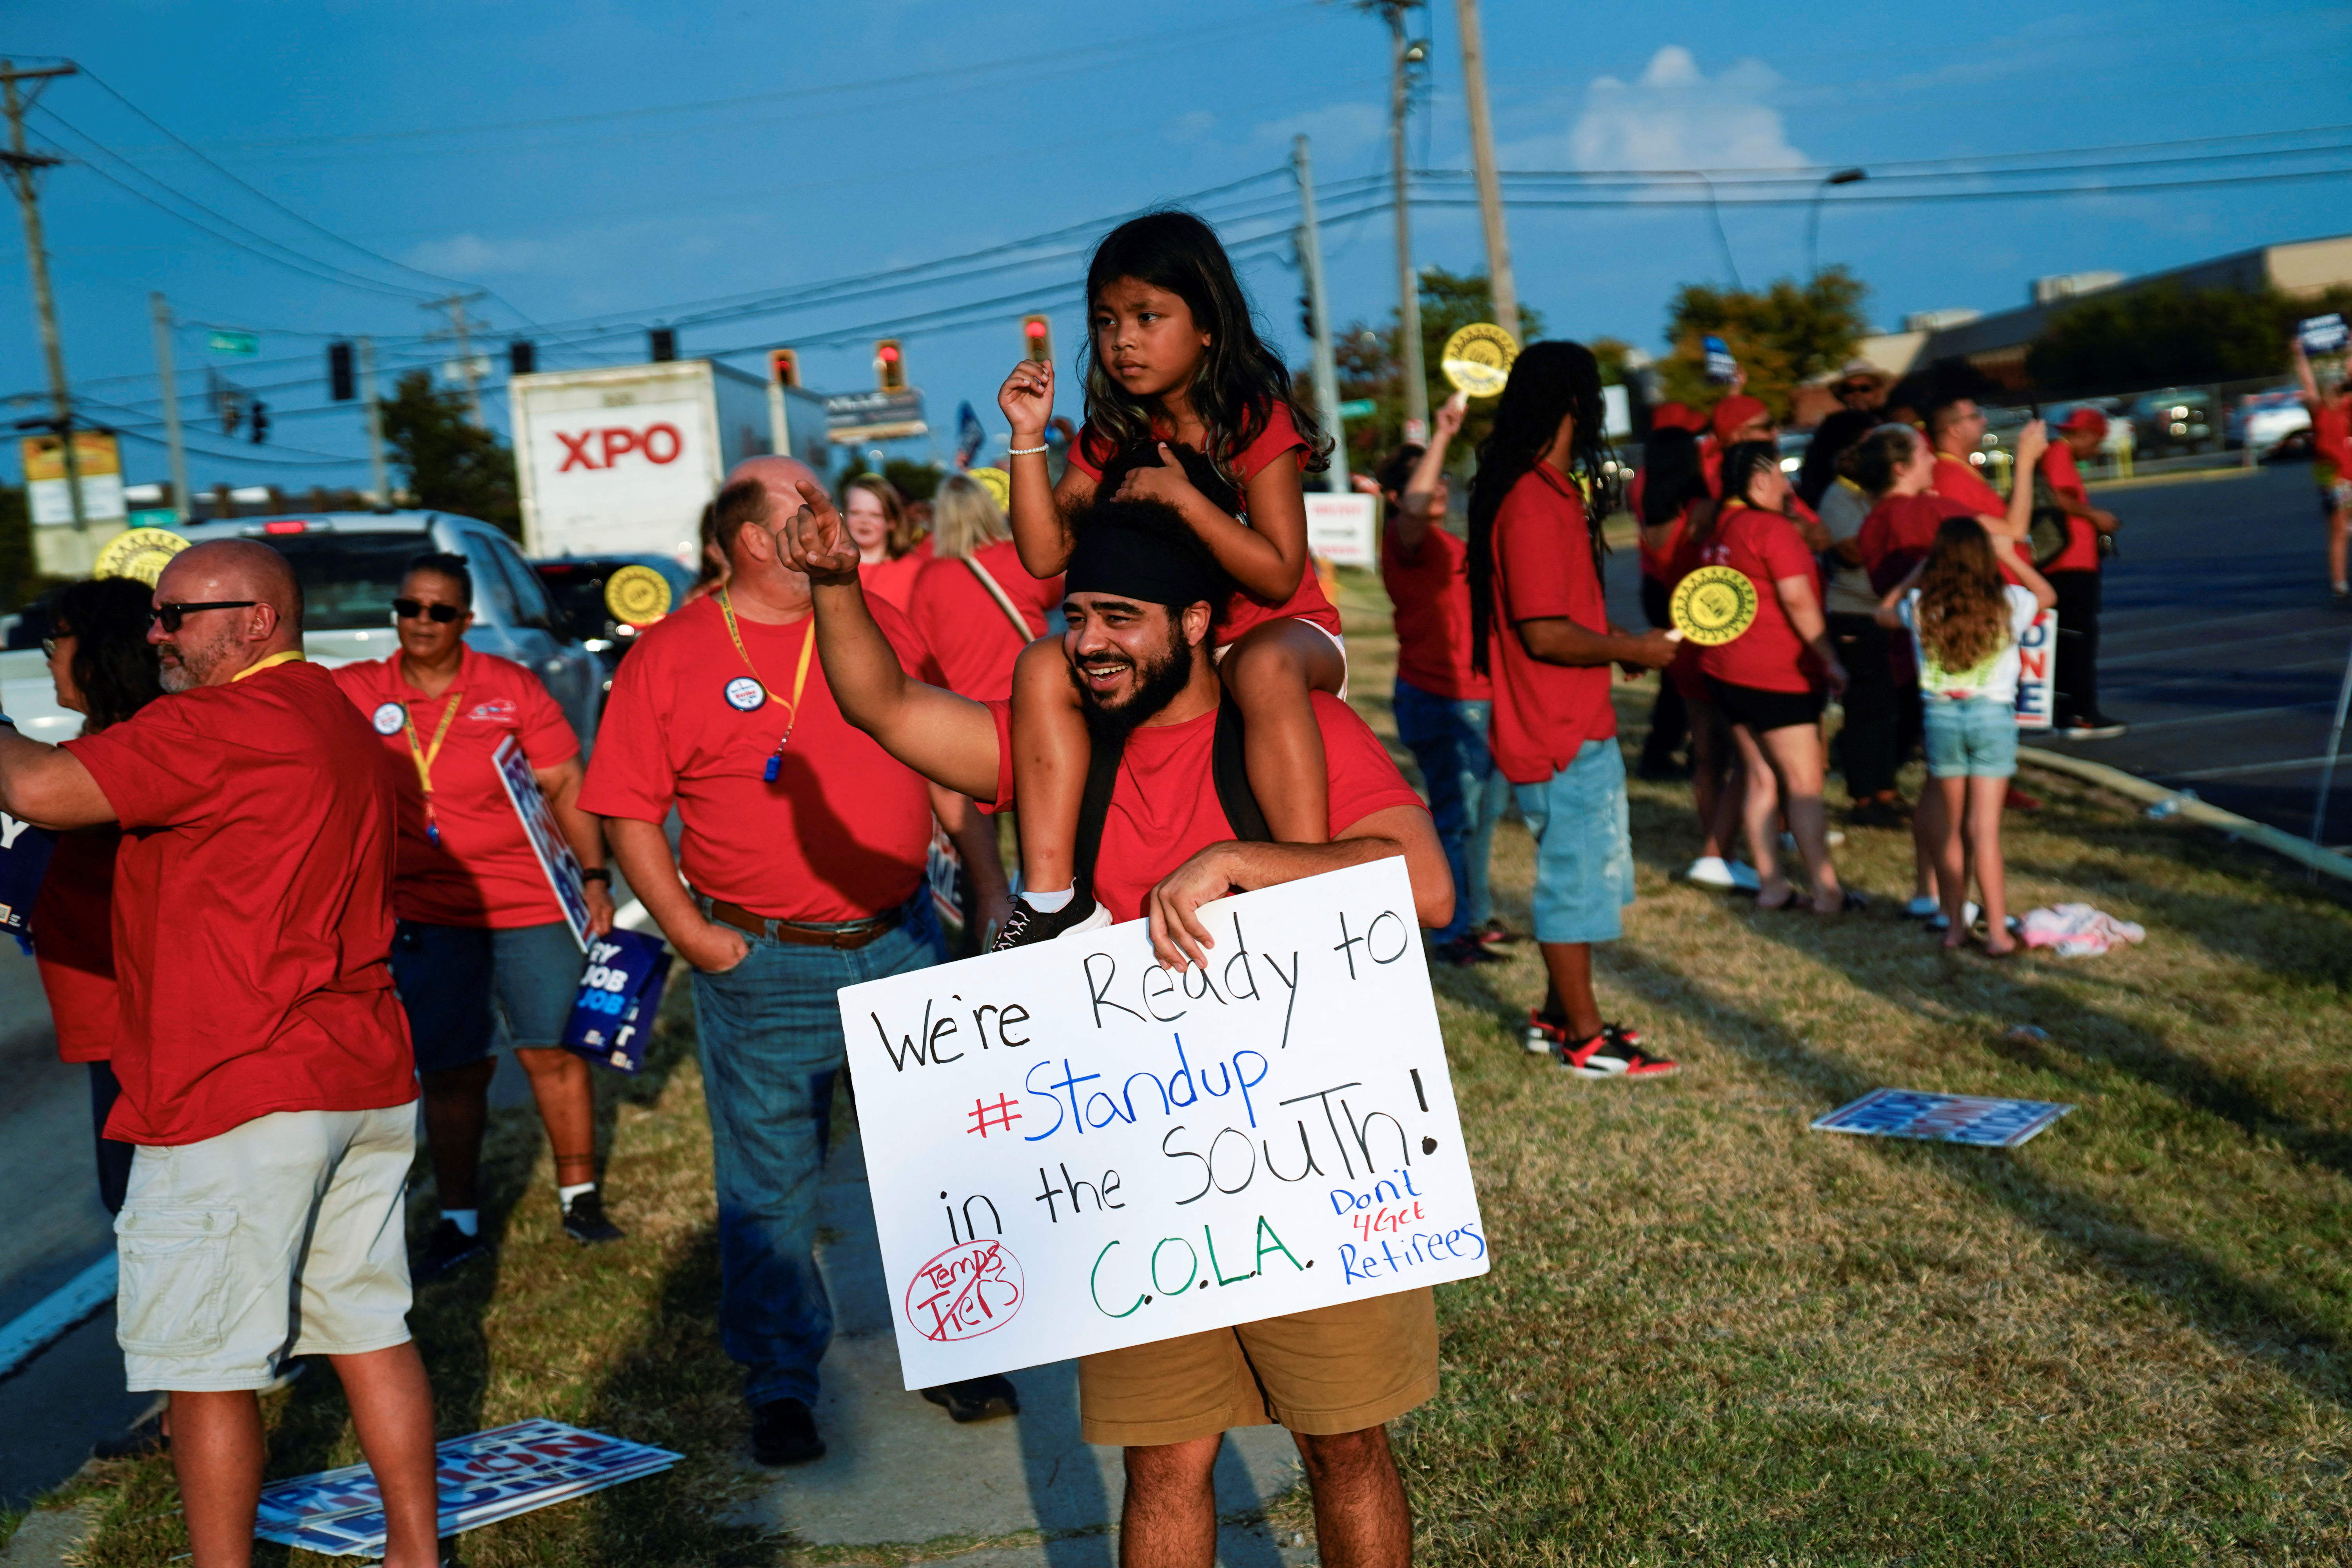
<box><xmin>2227</xmin><ymin>388</ymin><xmax>2313</xmax><ymax>459</ymax></box>
<box><xmin>0</xmin><ymin>509</ymin><xmax>603</xmax><ymax>752</ymax></box>
<box><xmin>532</xmin><ymin>554</ymin><xmax>699</xmax><ymax>688</ymax></box>
<box><xmin>2129</xmin><ymin>388</ymin><xmax>2218</xmax><ymax>457</ymax></box>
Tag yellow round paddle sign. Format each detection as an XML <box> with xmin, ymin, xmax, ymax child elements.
<box><xmin>1668</xmin><ymin>564</ymin><xmax>1760</xmax><ymax>646</ymax></box>
<box><xmin>1441</xmin><ymin>322</ymin><xmax>1519</xmax><ymax>398</ymax></box>
<box><xmin>93</xmin><ymin>527</ymin><xmax>190</xmax><ymax>587</ymax></box>
<box><xmin>603</xmin><ymin>564</ymin><xmax>673</xmax><ymax>626</ymax></box>
<box><xmin>966</xmin><ymin>465</ymin><xmax>1011</xmax><ymax>511</ymax></box>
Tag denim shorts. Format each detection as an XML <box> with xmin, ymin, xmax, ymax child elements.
<box><xmin>390</xmin><ymin>919</ymin><xmax>587</xmax><ymax>1071</ymax></box>
<box><xmin>1512</xmin><ymin>738</ymin><xmax>1635</xmax><ymax>945</ymax></box>
<box><xmin>1922</xmin><ymin>696</ymin><xmax>2018</xmax><ymax>778</ymax></box>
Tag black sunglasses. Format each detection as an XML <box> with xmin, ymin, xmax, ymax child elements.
<box><xmin>392</xmin><ymin>598</ymin><xmax>465</xmax><ymax>624</ymax></box>
<box><xmin>151</xmin><ymin>601</ymin><xmax>258</xmax><ymax>633</ymax></box>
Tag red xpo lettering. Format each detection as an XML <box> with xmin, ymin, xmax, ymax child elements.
<box><xmin>554</xmin><ymin>423</ymin><xmax>688</xmax><ymax>472</ymax></box>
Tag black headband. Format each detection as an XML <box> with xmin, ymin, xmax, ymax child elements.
<box><xmin>1064</xmin><ymin>520</ymin><xmax>1231</xmax><ymax>610</ymax></box>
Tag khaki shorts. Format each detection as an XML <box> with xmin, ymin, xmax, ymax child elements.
<box><xmin>1077</xmin><ymin>1287</ymin><xmax>1437</xmax><ymax>1448</ymax></box>
<box><xmin>114</xmin><ymin>1104</ymin><xmax>417</xmax><ymax>1392</ymax></box>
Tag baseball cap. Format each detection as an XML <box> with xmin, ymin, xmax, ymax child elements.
<box><xmin>2056</xmin><ymin>407</ymin><xmax>2109</xmax><ymax>437</ymax></box>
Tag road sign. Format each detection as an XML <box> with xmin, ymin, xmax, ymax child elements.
<box><xmin>826</xmin><ymin>388</ymin><xmax>928</xmax><ymax>445</ymax></box>
<box><xmin>207</xmin><ymin>330</ymin><xmax>259</xmax><ymax>356</ymax></box>
<box><xmin>1334</xmin><ymin>399</ymin><xmax>1377</xmax><ymax>420</ymax></box>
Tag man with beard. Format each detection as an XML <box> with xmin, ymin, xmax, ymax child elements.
<box><xmin>778</xmin><ymin>483</ymin><xmax>1452</xmax><ymax>1568</ymax></box>
<box><xmin>0</xmin><ymin>539</ymin><xmax>439</xmax><ymax>1568</ymax></box>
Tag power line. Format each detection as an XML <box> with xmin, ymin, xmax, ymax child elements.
<box><xmin>1454</xmin><ymin>162</ymin><xmax>2352</xmax><ymax>209</ymax></box>
<box><xmin>1445</xmin><ymin>138</ymin><xmax>2352</xmax><ymax>191</ymax></box>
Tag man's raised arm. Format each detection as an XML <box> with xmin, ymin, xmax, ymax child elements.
<box><xmin>785</xmin><ymin>479</ymin><xmax>1003</xmax><ymax>802</ymax></box>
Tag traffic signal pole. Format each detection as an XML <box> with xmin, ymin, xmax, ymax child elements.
<box><xmin>360</xmin><ymin>336</ymin><xmax>389</xmax><ymax>506</ymax></box>
<box><xmin>1384</xmin><ymin>9</ymin><xmax>1428</xmax><ymax>444</ymax></box>
<box><xmin>149</xmin><ymin>292</ymin><xmax>191</xmax><ymax>518</ymax></box>
<box><xmin>2</xmin><ymin>60</ymin><xmax>87</xmax><ymax>534</ymax></box>
<box><xmin>1454</xmin><ymin>0</ymin><xmax>1519</xmax><ymax>343</ymax></box>
<box><xmin>1292</xmin><ymin>135</ymin><xmax>1349</xmax><ymax>495</ymax></box>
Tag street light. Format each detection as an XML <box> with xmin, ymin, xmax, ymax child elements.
<box><xmin>1808</xmin><ymin>167</ymin><xmax>1867</xmax><ymax>278</ymax></box>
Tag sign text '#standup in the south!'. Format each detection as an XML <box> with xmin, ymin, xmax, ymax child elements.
<box><xmin>837</xmin><ymin>858</ymin><xmax>1490</xmax><ymax>1390</ymax></box>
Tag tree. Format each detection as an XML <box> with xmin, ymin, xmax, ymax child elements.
<box><xmin>380</xmin><ymin>370</ymin><xmax>521</xmax><ymax>536</ymax></box>
<box><xmin>1656</xmin><ymin>268</ymin><xmax>1869</xmax><ymax>423</ymax></box>
<box><xmin>1314</xmin><ymin>266</ymin><xmax>1546</xmax><ymax>474</ymax></box>
<box><xmin>839</xmin><ymin>455</ymin><xmax>942</xmax><ymax>503</ymax></box>
<box><xmin>2027</xmin><ymin>283</ymin><xmax>2352</xmax><ymax>392</ymax></box>
<box><xmin>0</xmin><ymin>482</ymin><xmax>35</xmax><ymax>612</ymax></box>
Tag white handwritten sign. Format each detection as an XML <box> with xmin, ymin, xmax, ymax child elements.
<box><xmin>837</xmin><ymin>857</ymin><xmax>1488</xmax><ymax>1390</ymax></box>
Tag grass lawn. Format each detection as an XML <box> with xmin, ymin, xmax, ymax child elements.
<box><xmin>22</xmin><ymin>566</ymin><xmax>2352</xmax><ymax>1565</ymax></box>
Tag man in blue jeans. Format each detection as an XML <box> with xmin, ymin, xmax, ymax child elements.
<box><xmin>585</xmin><ymin>455</ymin><xmax>1017</xmax><ymax>1465</ymax></box>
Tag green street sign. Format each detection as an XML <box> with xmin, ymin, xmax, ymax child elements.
<box><xmin>1335</xmin><ymin>398</ymin><xmax>1377</xmax><ymax>420</ymax></box>
<box><xmin>208</xmin><ymin>330</ymin><xmax>259</xmax><ymax>356</ymax></box>
<box><xmin>128</xmin><ymin>508</ymin><xmax>182</xmax><ymax>528</ymax></box>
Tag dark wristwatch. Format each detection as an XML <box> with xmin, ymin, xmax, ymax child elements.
<box><xmin>581</xmin><ymin>868</ymin><xmax>612</xmax><ymax>886</ymax></box>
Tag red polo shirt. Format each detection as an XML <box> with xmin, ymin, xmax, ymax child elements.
<box><xmin>978</xmin><ymin>693</ymin><xmax>1425</xmax><ymax>923</ymax></box>
<box><xmin>1381</xmin><ymin>520</ymin><xmax>1487</xmax><ymax>701</ymax></box>
<box><xmin>581</xmin><ymin>593</ymin><xmax>932</xmax><ymax>923</ymax></box>
<box><xmin>332</xmin><ymin>646</ymin><xmax>580</xmax><ymax>929</ymax></box>
<box><xmin>63</xmin><ymin>659</ymin><xmax>415</xmax><ymax>1146</ymax></box>
<box><xmin>911</xmin><ymin>538</ymin><xmax>1061</xmax><ymax>703</ymax></box>
<box><xmin>1697</xmin><ymin>504</ymin><xmax>1819</xmax><ymax>695</ymax></box>
<box><xmin>2037</xmin><ymin>443</ymin><xmax>2101</xmax><ymax>574</ymax></box>
<box><xmin>1486</xmin><ymin>462</ymin><xmax>1615</xmax><ymax>785</ymax></box>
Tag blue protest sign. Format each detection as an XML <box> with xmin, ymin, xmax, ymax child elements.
<box><xmin>2300</xmin><ymin>313</ymin><xmax>2348</xmax><ymax>356</ymax></box>
<box><xmin>563</xmin><ymin>928</ymin><xmax>670</xmax><ymax>1074</ymax></box>
<box><xmin>1702</xmin><ymin>335</ymin><xmax>1739</xmax><ymax>384</ymax></box>
<box><xmin>490</xmin><ymin>735</ymin><xmax>592</xmax><ymax>950</ymax></box>
<box><xmin>1811</xmin><ymin>1088</ymin><xmax>2073</xmax><ymax>1149</ymax></box>
<box><xmin>0</xmin><ymin>811</ymin><xmax>58</xmax><ymax>941</ymax></box>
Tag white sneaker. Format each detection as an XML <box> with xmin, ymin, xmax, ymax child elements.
<box><xmin>1685</xmin><ymin>856</ymin><xmax>1738</xmax><ymax>889</ymax></box>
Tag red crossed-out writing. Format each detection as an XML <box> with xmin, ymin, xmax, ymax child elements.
<box><xmin>554</xmin><ymin>423</ymin><xmax>686</xmax><ymax>472</ymax></box>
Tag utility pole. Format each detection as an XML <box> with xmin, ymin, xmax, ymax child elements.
<box><xmin>1380</xmin><ymin>6</ymin><xmax>1430</xmax><ymax>444</ymax></box>
<box><xmin>2</xmin><ymin>60</ymin><xmax>86</xmax><ymax>534</ymax></box>
<box><xmin>1454</xmin><ymin>0</ymin><xmax>1518</xmax><ymax>343</ymax></box>
<box><xmin>1292</xmin><ymin>136</ymin><xmax>1350</xmax><ymax>496</ymax></box>
<box><xmin>423</xmin><ymin>291</ymin><xmax>490</xmax><ymax>423</ymax></box>
<box><xmin>149</xmin><ymin>292</ymin><xmax>191</xmax><ymax>518</ymax></box>
<box><xmin>360</xmin><ymin>336</ymin><xmax>390</xmax><ymax>506</ymax></box>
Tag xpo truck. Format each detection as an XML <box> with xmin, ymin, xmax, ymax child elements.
<box><xmin>509</xmin><ymin>359</ymin><xmax>829</xmax><ymax>567</ymax></box>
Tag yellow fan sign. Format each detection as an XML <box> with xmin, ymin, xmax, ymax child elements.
<box><xmin>1668</xmin><ymin>564</ymin><xmax>1760</xmax><ymax>646</ymax></box>
<box><xmin>603</xmin><ymin>564</ymin><xmax>673</xmax><ymax>626</ymax></box>
<box><xmin>1441</xmin><ymin>322</ymin><xmax>1519</xmax><ymax>398</ymax></box>
<box><xmin>965</xmin><ymin>465</ymin><xmax>1011</xmax><ymax>511</ymax></box>
<box><xmin>93</xmin><ymin>527</ymin><xmax>190</xmax><ymax>587</ymax></box>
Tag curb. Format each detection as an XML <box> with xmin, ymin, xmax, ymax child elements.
<box><xmin>2017</xmin><ymin>746</ymin><xmax>2352</xmax><ymax>885</ymax></box>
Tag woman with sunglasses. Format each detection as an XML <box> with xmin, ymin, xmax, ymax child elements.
<box><xmin>30</xmin><ymin>577</ymin><xmax>165</xmax><ymax>1219</ymax></box>
<box><xmin>332</xmin><ymin>552</ymin><xmax>621</xmax><ymax>1280</ymax></box>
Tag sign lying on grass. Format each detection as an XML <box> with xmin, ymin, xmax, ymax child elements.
<box><xmin>838</xmin><ymin>857</ymin><xmax>1488</xmax><ymax>1390</ymax></box>
<box><xmin>254</xmin><ymin>1419</ymin><xmax>679</xmax><ymax>1556</ymax></box>
<box><xmin>1812</xmin><ymin>1089</ymin><xmax>2073</xmax><ymax>1149</ymax></box>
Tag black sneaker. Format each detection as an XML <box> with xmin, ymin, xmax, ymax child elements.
<box><xmin>920</xmin><ymin>1374</ymin><xmax>1021</xmax><ymax>1423</ymax></box>
<box><xmin>990</xmin><ymin>896</ymin><xmax>1112</xmax><ymax>951</ymax></box>
<box><xmin>561</xmin><ymin>1189</ymin><xmax>625</xmax><ymax>1246</ymax></box>
<box><xmin>412</xmin><ymin>1219</ymin><xmax>489</xmax><ymax>1282</ymax></box>
<box><xmin>750</xmin><ymin>1397</ymin><xmax>825</xmax><ymax>1465</ymax></box>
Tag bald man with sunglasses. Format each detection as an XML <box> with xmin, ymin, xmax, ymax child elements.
<box><xmin>0</xmin><ymin>539</ymin><xmax>439</xmax><ymax>1568</ymax></box>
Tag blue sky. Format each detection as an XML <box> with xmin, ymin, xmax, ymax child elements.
<box><xmin>3</xmin><ymin>0</ymin><xmax>2347</xmax><ymax>495</ymax></box>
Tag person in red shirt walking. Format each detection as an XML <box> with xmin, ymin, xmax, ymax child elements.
<box><xmin>1468</xmin><ymin>342</ymin><xmax>1680</xmax><ymax>1076</ymax></box>
<box><xmin>583</xmin><ymin>456</ymin><xmax>1015</xmax><ymax>1466</ymax></box>
<box><xmin>334</xmin><ymin>552</ymin><xmax>622</xmax><ymax>1281</ymax></box>
<box><xmin>2292</xmin><ymin>334</ymin><xmax>2352</xmax><ymax>601</ymax></box>
<box><xmin>2037</xmin><ymin>409</ymin><xmax>2126</xmax><ymax>738</ymax></box>
<box><xmin>1379</xmin><ymin>392</ymin><xmax>1513</xmax><ymax>966</ymax></box>
<box><xmin>0</xmin><ymin>541</ymin><xmax>437</xmax><ymax>1568</ymax></box>
<box><xmin>844</xmin><ymin>473</ymin><xmax>929</xmax><ymax>612</ymax></box>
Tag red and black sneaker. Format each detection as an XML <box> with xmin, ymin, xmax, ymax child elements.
<box><xmin>1560</xmin><ymin>1024</ymin><xmax>1678</xmax><ymax>1078</ymax></box>
<box><xmin>1524</xmin><ymin>1009</ymin><xmax>1569</xmax><ymax>1056</ymax></box>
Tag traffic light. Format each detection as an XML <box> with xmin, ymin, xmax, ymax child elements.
<box><xmin>1299</xmin><ymin>293</ymin><xmax>1316</xmax><ymax>341</ymax></box>
<box><xmin>875</xmin><ymin>338</ymin><xmax>905</xmax><ymax>393</ymax></box>
<box><xmin>249</xmin><ymin>400</ymin><xmax>269</xmax><ymax>445</ymax></box>
<box><xmin>769</xmin><ymin>347</ymin><xmax>800</xmax><ymax>388</ymax></box>
<box><xmin>328</xmin><ymin>341</ymin><xmax>356</xmax><ymax>402</ymax></box>
<box><xmin>509</xmin><ymin>339</ymin><xmax>537</xmax><ymax>376</ymax></box>
<box><xmin>1021</xmin><ymin>314</ymin><xmax>1052</xmax><ymax>365</ymax></box>
<box><xmin>650</xmin><ymin>328</ymin><xmax>677</xmax><ymax>363</ymax></box>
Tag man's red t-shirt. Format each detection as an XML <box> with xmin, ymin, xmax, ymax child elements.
<box><xmin>1067</xmin><ymin>403</ymin><xmax>1341</xmax><ymax>642</ymax></box>
<box><xmin>1858</xmin><ymin>492</ymin><xmax>1980</xmax><ymax>592</ymax></box>
<box><xmin>1381</xmin><ymin>521</ymin><xmax>1488</xmax><ymax>701</ymax></box>
<box><xmin>332</xmin><ymin>647</ymin><xmax>580</xmax><ymax>929</ymax></box>
<box><xmin>32</xmin><ymin>828</ymin><xmax>119</xmax><ymax>1065</ymax></box>
<box><xmin>978</xmin><ymin>692</ymin><xmax>1424</xmax><ymax>923</ymax></box>
<box><xmin>64</xmin><ymin>659</ymin><xmax>415</xmax><ymax>1146</ymax></box>
<box><xmin>581</xmin><ymin>593</ymin><xmax>932</xmax><ymax>922</ymax></box>
<box><xmin>1697</xmin><ymin>504</ymin><xmax>1819</xmax><ymax>695</ymax></box>
<box><xmin>1486</xmin><ymin>462</ymin><xmax>1615</xmax><ymax>785</ymax></box>
<box><xmin>912</xmin><ymin>538</ymin><xmax>1061</xmax><ymax>703</ymax></box>
<box><xmin>2037</xmin><ymin>443</ymin><xmax>2101</xmax><ymax>574</ymax></box>
<box><xmin>1931</xmin><ymin>450</ymin><xmax>2007</xmax><ymax>516</ymax></box>
<box><xmin>2311</xmin><ymin>401</ymin><xmax>2352</xmax><ymax>487</ymax></box>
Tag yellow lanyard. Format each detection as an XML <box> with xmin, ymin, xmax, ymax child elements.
<box><xmin>717</xmin><ymin>589</ymin><xmax>816</xmax><ymax>781</ymax></box>
<box><xmin>398</xmin><ymin>686</ymin><xmax>466</xmax><ymax>845</ymax></box>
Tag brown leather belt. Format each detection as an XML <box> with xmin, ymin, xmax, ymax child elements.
<box><xmin>706</xmin><ymin>898</ymin><xmax>902</xmax><ymax>949</ymax></box>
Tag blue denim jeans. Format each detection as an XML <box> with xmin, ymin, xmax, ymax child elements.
<box><xmin>690</xmin><ymin>892</ymin><xmax>942</xmax><ymax>1409</ymax></box>
<box><xmin>1392</xmin><ymin>677</ymin><xmax>1510</xmax><ymax>943</ymax></box>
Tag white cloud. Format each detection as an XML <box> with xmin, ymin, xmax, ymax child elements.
<box><xmin>1560</xmin><ymin>47</ymin><xmax>1806</xmax><ymax>173</ymax></box>
<box><xmin>400</xmin><ymin>233</ymin><xmax>559</xmax><ymax>276</ymax></box>
<box><xmin>1249</xmin><ymin>101</ymin><xmax>1386</xmax><ymax>160</ymax></box>
<box><xmin>1167</xmin><ymin>109</ymin><xmax>1218</xmax><ymax>143</ymax></box>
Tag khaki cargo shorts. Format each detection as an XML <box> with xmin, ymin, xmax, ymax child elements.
<box><xmin>114</xmin><ymin>1104</ymin><xmax>417</xmax><ymax>1392</ymax></box>
<box><xmin>1077</xmin><ymin>1287</ymin><xmax>1438</xmax><ymax>1448</ymax></box>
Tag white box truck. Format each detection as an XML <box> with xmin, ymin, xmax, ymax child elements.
<box><xmin>509</xmin><ymin>359</ymin><xmax>830</xmax><ymax>567</ymax></box>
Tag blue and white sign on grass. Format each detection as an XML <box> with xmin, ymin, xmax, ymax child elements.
<box><xmin>491</xmin><ymin>734</ymin><xmax>592</xmax><ymax>950</ymax></box>
<box><xmin>1812</xmin><ymin>1089</ymin><xmax>2073</xmax><ymax>1149</ymax></box>
<box><xmin>837</xmin><ymin>857</ymin><xmax>1488</xmax><ymax>1390</ymax></box>
<box><xmin>2013</xmin><ymin>608</ymin><xmax>2056</xmax><ymax>730</ymax></box>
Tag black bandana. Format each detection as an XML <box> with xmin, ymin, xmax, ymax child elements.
<box><xmin>1064</xmin><ymin>506</ymin><xmax>1233</xmax><ymax>610</ymax></box>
